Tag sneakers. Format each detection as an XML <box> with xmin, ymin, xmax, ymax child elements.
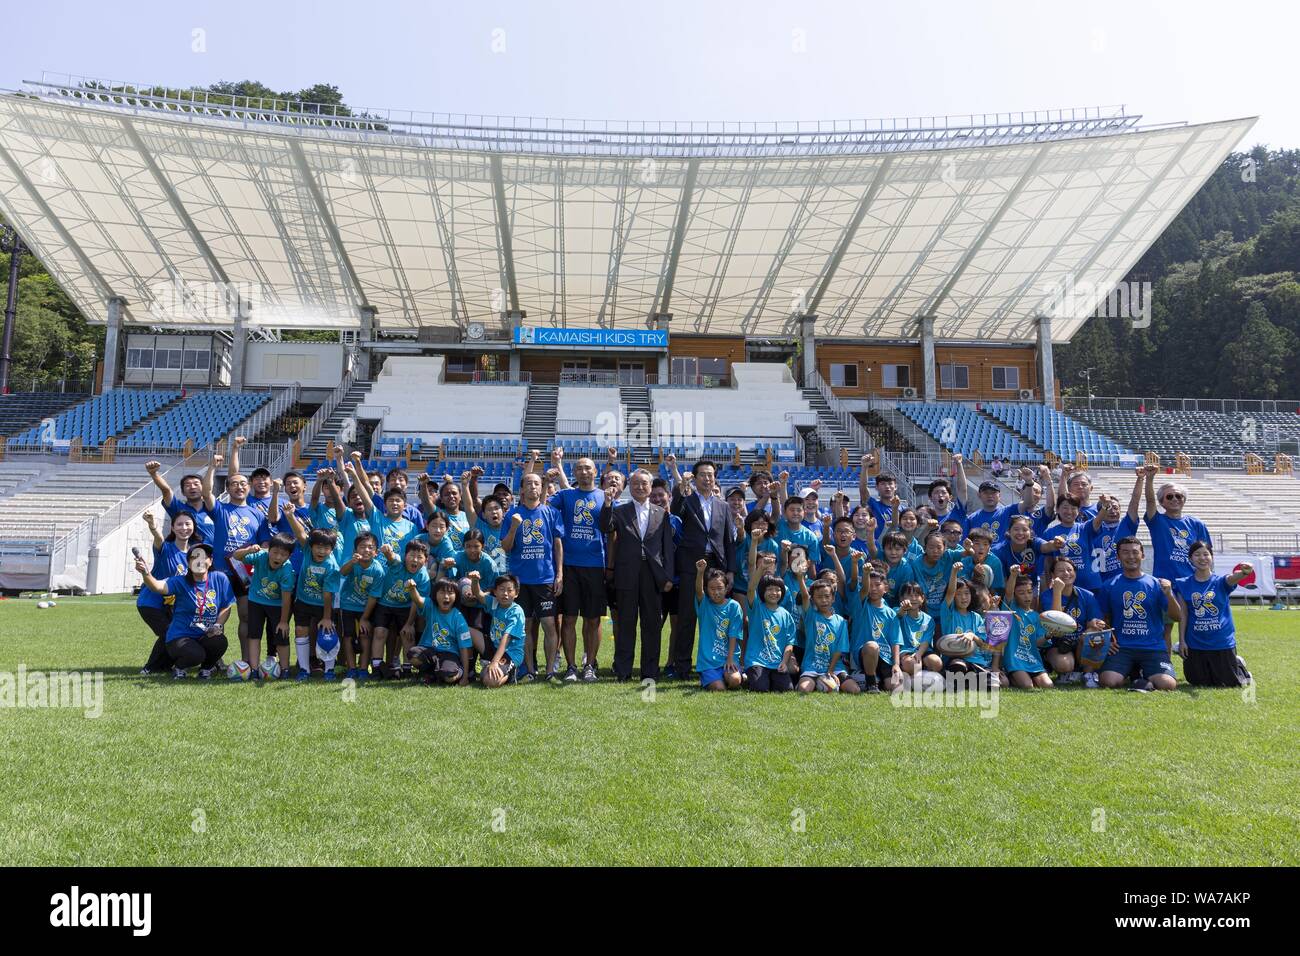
<box><xmin>518</xmin><ymin>670</ymin><xmax>536</xmax><ymax>684</ymax></box>
<box><xmin>1058</xmin><ymin>670</ymin><xmax>1082</xmax><ymax>685</ymax></box>
<box><xmin>986</xmin><ymin>671</ymin><xmax>1001</xmax><ymax>691</ymax></box>
<box><xmin>581</xmin><ymin>663</ymin><xmax>598</xmax><ymax>683</ymax></box>
<box><xmin>562</xmin><ymin>666</ymin><xmax>579</xmax><ymax>684</ymax></box>
<box><xmin>1130</xmin><ymin>677</ymin><xmax>1153</xmax><ymax>693</ymax></box>
<box><xmin>198</xmin><ymin>668</ymin><xmax>214</xmax><ymax>681</ymax></box>
<box><xmin>663</xmin><ymin>665</ymin><xmax>680</xmax><ymax>682</ymax></box>
<box><xmin>1083</xmin><ymin>672</ymin><xmax>1100</xmax><ymax>689</ymax></box>
<box><xmin>296</xmin><ymin>668</ymin><xmax>311</xmax><ymax>682</ymax></box>
<box><xmin>171</xmin><ymin>667</ymin><xmax>187</xmax><ymax>680</ymax></box>
<box><xmin>323</xmin><ymin>669</ymin><xmax>337</xmax><ymax>682</ymax></box>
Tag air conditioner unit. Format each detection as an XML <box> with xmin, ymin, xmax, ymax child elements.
<box><xmin>901</xmin><ymin>386</ymin><xmax>918</xmax><ymax>399</ymax></box>
<box><xmin>1018</xmin><ymin>388</ymin><xmax>1035</xmax><ymax>401</ymax></box>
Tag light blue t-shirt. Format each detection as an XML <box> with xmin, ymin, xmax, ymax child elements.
<box><xmin>851</xmin><ymin>599</ymin><xmax>899</xmax><ymax>665</ymax></box>
<box><xmin>484</xmin><ymin>594</ymin><xmax>526</xmax><ymax>665</ymax></box>
<box><xmin>377</xmin><ymin>561</ymin><xmax>430</xmax><ymax>609</ymax></box>
<box><xmin>895</xmin><ymin>611</ymin><xmax>935</xmax><ymax>654</ymax></box>
<box><xmin>1004</xmin><ymin>607</ymin><xmax>1046</xmax><ymax>673</ymax></box>
<box><xmin>694</xmin><ymin>595</ymin><xmax>744</xmax><ymax>671</ymax></box>
<box><xmin>420</xmin><ymin>604</ymin><xmax>472</xmax><ymax>652</ymax></box>
<box><xmin>295</xmin><ymin>554</ymin><xmax>341</xmax><ymax>607</ymax></box>
<box><xmin>339</xmin><ymin>556</ymin><xmax>386</xmax><ymax>613</ymax></box>
<box><xmin>745</xmin><ymin>598</ymin><xmax>796</xmax><ymax>669</ymax></box>
<box><xmin>960</xmin><ymin>553</ymin><xmax>1006</xmax><ymax>592</ymax></box>
<box><xmin>800</xmin><ymin>610</ymin><xmax>848</xmax><ymax>675</ymax></box>
<box><xmin>246</xmin><ymin>548</ymin><xmax>297</xmax><ymax>608</ymax></box>
<box><xmin>938</xmin><ymin>603</ymin><xmax>992</xmax><ymax>667</ymax></box>
<box><xmin>369</xmin><ymin>508</ymin><xmax>416</xmax><ymax>552</ymax></box>
<box><xmin>453</xmin><ymin>550</ymin><xmax>498</xmax><ymax>593</ymax></box>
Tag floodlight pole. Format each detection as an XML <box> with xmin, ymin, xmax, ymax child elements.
<box><xmin>0</xmin><ymin>227</ymin><xmax>23</xmax><ymax>395</ymax></box>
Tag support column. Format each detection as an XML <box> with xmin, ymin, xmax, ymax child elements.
<box><xmin>102</xmin><ymin>296</ymin><xmax>126</xmax><ymax>393</ymax></box>
<box><xmin>1037</xmin><ymin>314</ymin><xmax>1055</xmax><ymax>406</ymax></box>
<box><xmin>651</xmin><ymin>312</ymin><xmax>672</xmax><ymax>383</ymax></box>
<box><xmin>506</xmin><ymin>310</ymin><xmax>525</xmax><ymax>381</ymax></box>
<box><xmin>920</xmin><ymin>315</ymin><xmax>936</xmax><ymax>402</ymax></box>
<box><xmin>230</xmin><ymin>297</ymin><xmax>249</xmax><ymax>390</ymax></box>
<box><xmin>798</xmin><ymin>313</ymin><xmax>817</xmax><ymax>387</ymax></box>
<box><xmin>358</xmin><ymin>304</ymin><xmax>377</xmax><ymax>379</ymax></box>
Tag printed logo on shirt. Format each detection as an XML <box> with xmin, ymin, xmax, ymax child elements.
<box><xmin>1122</xmin><ymin>590</ymin><xmax>1148</xmax><ymax>620</ymax></box>
<box><xmin>571</xmin><ymin>497</ymin><xmax>597</xmax><ymax>528</ymax></box>
<box><xmin>520</xmin><ymin>517</ymin><xmax>546</xmax><ymax>545</ymax></box>
<box><xmin>761</xmin><ymin>616</ymin><xmax>783</xmax><ymax>659</ymax></box>
<box><xmin>1190</xmin><ymin>588</ymin><xmax>1218</xmax><ymax>620</ymax></box>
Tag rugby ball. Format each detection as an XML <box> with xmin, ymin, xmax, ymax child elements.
<box><xmin>936</xmin><ymin>632</ymin><xmax>976</xmax><ymax>657</ymax></box>
<box><xmin>259</xmin><ymin>658</ymin><xmax>282</xmax><ymax>681</ymax></box>
<box><xmin>36</xmin><ymin>601</ymin><xmax>52</xmax><ymax>609</ymax></box>
<box><xmin>1040</xmin><ymin>609</ymin><xmax>1078</xmax><ymax>637</ymax></box>
<box><xmin>227</xmin><ymin>660</ymin><xmax>252</xmax><ymax>681</ymax></box>
<box><xmin>818</xmin><ymin>673</ymin><xmax>840</xmax><ymax>693</ymax></box>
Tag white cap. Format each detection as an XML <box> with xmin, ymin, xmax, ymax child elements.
<box><xmin>799</xmin><ymin>486</ymin><xmax>818</xmax><ymax>498</ymax></box>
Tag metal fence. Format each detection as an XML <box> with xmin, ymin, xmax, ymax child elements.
<box><xmin>1066</xmin><ymin>396</ymin><xmax>1300</xmax><ymax>414</ymax></box>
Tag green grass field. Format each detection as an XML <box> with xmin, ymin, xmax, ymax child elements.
<box><xmin>0</xmin><ymin>594</ymin><xmax>1296</xmax><ymax>866</ymax></box>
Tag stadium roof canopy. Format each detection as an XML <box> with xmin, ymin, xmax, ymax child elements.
<box><xmin>0</xmin><ymin>74</ymin><xmax>1255</xmax><ymax>342</ymax></box>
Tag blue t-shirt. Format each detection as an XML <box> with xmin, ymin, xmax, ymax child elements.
<box><xmin>1173</xmin><ymin>574</ymin><xmax>1238</xmax><ymax>651</ymax></box>
<box><xmin>960</xmin><ymin>553</ymin><xmax>1006</xmax><ymax>592</ymax></box>
<box><xmin>964</xmin><ymin>503</ymin><xmax>1018</xmax><ymax>543</ymax></box>
<box><xmin>369</xmin><ymin>508</ymin><xmax>416</xmax><ymax>552</ymax></box>
<box><xmin>164</xmin><ymin>497</ymin><xmax>214</xmax><ymax>544</ymax></box>
<box><xmin>745</xmin><ymin>599</ymin><xmax>796</xmax><ymax>669</ymax></box>
<box><xmin>138</xmin><ymin>541</ymin><xmax>188</xmax><ymax>610</ymax></box>
<box><xmin>339</xmin><ymin>556</ymin><xmax>386</xmax><ymax>613</ymax></box>
<box><xmin>420</xmin><ymin>604</ymin><xmax>472</xmax><ymax>652</ymax></box>
<box><xmin>295</xmin><ymin>553</ymin><xmax>341</xmax><ymax>607</ymax></box>
<box><xmin>440</xmin><ymin>509</ymin><xmax>470</xmax><ymax>550</ymax></box>
<box><xmin>1103</xmin><ymin>573</ymin><xmax>1169</xmax><ymax>651</ymax></box>
<box><xmin>851</xmin><ymin>599</ymin><xmax>899</xmax><ymax>665</ymax></box>
<box><xmin>162</xmin><ymin>571</ymin><xmax>234</xmax><ymax>643</ymax></box>
<box><xmin>938</xmin><ymin>603</ymin><xmax>992</xmax><ymax>667</ymax></box>
<box><xmin>205</xmin><ymin>500</ymin><xmax>262</xmax><ymax>574</ymax></box>
<box><xmin>993</xmin><ymin>537</ymin><xmax>1052</xmax><ymax>587</ymax></box>
<box><xmin>800</xmin><ymin>610</ymin><xmax>849</xmax><ymax>675</ymax></box>
<box><xmin>245</xmin><ymin>549</ymin><xmax>297</xmax><ymax>608</ymax></box>
<box><xmin>484</xmin><ymin>594</ymin><xmax>526</xmax><ymax>665</ymax></box>
<box><xmin>734</xmin><ymin>536</ymin><xmax>780</xmax><ymax>596</ymax></box>
<box><xmin>908</xmin><ymin>547</ymin><xmax>967</xmax><ymax>612</ymax></box>
<box><xmin>895</xmin><ymin>611</ymin><xmax>935</xmax><ymax>654</ymax></box>
<box><xmin>1079</xmin><ymin>515</ymin><xmax>1138</xmax><ymax>590</ymax></box>
<box><xmin>479</xmin><ymin>521</ymin><xmax>509</xmax><ymax>574</ymax></box>
<box><xmin>256</xmin><ymin>503</ymin><xmax>317</xmax><ymax>572</ymax></box>
<box><xmin>1145</xmin><ymin>512</ymin><xmax>1210</xmax><ymax>581</ymax></box>
<box><xmin>414</xmin><ymin>533</ymin><xmax>457</xmax><ymax>574</ymax></box>
<box><xmin>883</xmin><ymin>558</ymin><xmax>916</xmax><ymax>606</ymax></box>
<box><xmin>377</xmin><ymin>562</ymin><xmax>430</xmax><ymax>609</ymax></box>
<box><xmin>453</xmin><ymin>551</ymin><xmax>498</xmax><ymax>593</ymax></box>
<box><xmin>504</xmin><ymin>502</ymin><xmax>564</xmax><ymax>585</ymax></box>
<box><xmin>775</xmin><ymin>519</ymin><xmax>822</xmax><ymax>573</ymax></box>
<box><xmin>1004</xmin><ymin>607</ymin><xmax>1046</xmax><ymax>673</ymax></box>
<box><xmin>246</xmin><ymin>494</ymin><xmax>273</xmax><ymax>521</ymax></box>
<box><xmin>549</xmin><ymin>488</ymin><xmax>606</xmax><ymax>569</ymax></box>
<box><xmin>866</xmin><ymin>496</ymin><xmax>894</xmax><ymax>542</ymax></box>
<box><xmin>694</xmin><ymin>595</ymin><xmax>744</xmax><ymax>671</ymax></box>
<box><xmin>1039</xmin><ymin>585</ymin><xmax>1103</xmax><ymax>644</ymax></box>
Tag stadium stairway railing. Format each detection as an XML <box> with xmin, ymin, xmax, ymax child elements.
<box><xmin>290</xmin><ymin>367</ymin><xmax>358</xmax><ymax>473</ymax></box>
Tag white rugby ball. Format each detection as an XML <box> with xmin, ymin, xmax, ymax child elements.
<box><xmin>936</xmin><ymin>632</ymin><xmax>975</xmax><ymax>657</ymax></box>
<box><xmin>36</xmin><ymin>601</ymin><xmax>51</xmax><ymax>609</ymax></box>
<box><xmin>1040</xmin><ymin>609</ymin><xmax>1078</xmax><ymax>637</ymax></box>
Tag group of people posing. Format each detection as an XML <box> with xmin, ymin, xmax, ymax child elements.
<box><xmin>132</xmin><ymin>438</ymin><xmax>1252</xmax><ymax>694</ymax></box>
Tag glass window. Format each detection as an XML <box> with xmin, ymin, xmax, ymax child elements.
<box><xmin>830</xmin><ymin>363</ymin><xmax>858</xmax><ymax>388</ymax></box>
<box><xmin>992</xmin><ymin>366</ymin><xmax>1019</xmax><ymax>391</ymax></box>
<box><xmin>882</xmin><ymin>364</ymin><xmax>910</xmax><ymax>389</ymax></box>
<box><xmin>940</xmin><ymin>364</ymin><xmax>969</xmax><ymax>390</ymax></box>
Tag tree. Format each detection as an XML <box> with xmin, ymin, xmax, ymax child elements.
<box><xmin>1221</xmin><ymin>303</ymin><xmax>1295</xmax><ymax>398</ymax></box>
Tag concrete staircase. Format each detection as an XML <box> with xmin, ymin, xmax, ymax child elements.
<box><xmin>801</xmin><ymin>387</ymin><xmax>861</xmax><ymax>456</ymax></box>
<box><xmin>620</xmin><ymin>385</ymin><xmax>654</xmax><ymax>458</ymax></box>
<box><xmin>522</xmin><ymin>384</ymin><xmax>559</xmax><ymax>454</ymax></box>
<box><xmin>303</xmin><ymin>382</ymin><xmax>374</xmax><ymax>458</ymax></box>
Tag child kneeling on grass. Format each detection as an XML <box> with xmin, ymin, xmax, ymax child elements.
<box><xmin>472</xmin><ymin>571</ymin><xmax>526</xmax><ymax>688</ymax></box>
<box><xmin>694</xmin><ymin>559</ymin><xmax>744</xmax><ymax>691</ymax></box>
<box><xmin>894</xmin><ymin>582</ymin><xmax>940</xmax><ymax>677</ymax></box>
<box><xmin>1003</xmin><ymin>566</ymin><xmax>1052</xmax><ymax>689</ymax></box>
<box><xmin>408</xmin><ymin>578</ymin><xmax>473</xmax><ymax>686</ymax></box>
<box><xmin>797</xmin><ymin>578</ymin><xmax>848</xmax><ymax>694</ymax></box>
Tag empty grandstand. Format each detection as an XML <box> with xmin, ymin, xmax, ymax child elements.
<box><xmin>897</xmin><ymin>402</ymin><xmax>1038</xmax><ymax>462</ymax></box>
<box><xmin>982</xmin><ymin>402</ymin><xmax>1131</xmax><ymax>464</ymax></box>
<box><xmin>120</xmin><ymin>391</ymin><xmax>269</xmax><ymax>449</ymax></box>
<box><xmin>8</xmin><ymin>390</ymin><xmax>177</xmax><ymax>447</ymax></box>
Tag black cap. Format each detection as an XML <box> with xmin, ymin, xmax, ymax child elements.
<box><xmin>250</xmin><ymin>467</ymin><xmax>272</xmax><ymax>479</ymax></box>
<box><xmin>186</xmin><ymin>542</ymin><xmax>215</xmax><ymax>559</ymax></box>
<box><xmin>726</xmin><ymin>486</ymin><xmax>746</xmax><ymax>500</ymax></box>
<box><xmin>978</xmin><ymin>480</ymin><xmax>1000</xmax><ymax>493</ymax></box>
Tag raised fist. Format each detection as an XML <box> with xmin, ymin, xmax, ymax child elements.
<box><xmin>143</xmin><ymin>511</ymin><xmax>156</xmax><ymax>527</ymax></box>
<box><xmin>695</xmin><ymin>558</ymin><xmax>707</xmax><ymax>572</ymax></box>
<box><xmin>145</xmin><ymin>460</ymin><xmax>161</xmax><ymax>474</ymax></box>
<box><xmin>511</xmin><ymin>513</ymin><xmax>524</xmax><ymax>525</ymax></box>
<box><xmin>272</xmin><ymin>478</ymin><xmax>283</xmax><ymax>490</ymax></box>
<box><xmin>470</xmin><ymin>465</ymin><xmax>483</xmax><ymax>478</ymax></box>
<box><xmin>233</xmin><ymin>436</ymin><xmax>247</xmax><ymax>448</ymax></box>
<box><xmin>467</xmin><ymin>570</ymin><xmax>480</xmax><ymax>582</ymax></box>
<box><xmin>212</xmin><ymin>454</ymin><xmax>224</xmax><ymax>467</ymax></box>
<box><xmin>442</xmin><ymin>557</ymin><xmax>456</xmax><ymax>568</ymax></box>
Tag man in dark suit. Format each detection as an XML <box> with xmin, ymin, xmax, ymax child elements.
<box><xmin>669</xmin><ymin>458</ymin><xmax>735</xmax><ymax>678</ymax></box>
<box><xmin>602</xmin><ymin>468</ymin><xmax>674</xmax><ymax>681</ymax></box>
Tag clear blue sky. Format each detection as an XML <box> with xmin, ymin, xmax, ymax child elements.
<box><xmin>3</xmin><ymin>0</ymin><xmax>1291</xmax><ymax>148</ymax></box>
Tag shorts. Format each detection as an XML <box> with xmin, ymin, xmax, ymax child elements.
<box><xmin>1183</xmin><ymin>647</ymin><xmax>1250</xmax><ymax>687</ymax></box>
<box><xmin>942</xmin><ymin>658</ymin><xmax>989</xmax><ymax>677</ymax></box>
<box><xmin>661</xmin><ymin>585</ymin><xmax>679</xmax><ymax>616</ymax></box>
<box><xmin>412</xmin><ymin>646</ymin><xmax>465</xmax><ymax>681</ymax></box>
<box><xmin>561</xmin><ymin>565</ymin><xmax>607</xmax><ymax>619</ymax></box>
<box><xmin>1046</xmin><ymin>635</ymin><xmax>1079</xmax><ymax>653</ymax></box>
<box><xmin>516</xmin><ymin>582</ymin><xmax>556</xmax><ymax>619</ymax></box>
<box><xmin>700</xmin><ymin>666</ymin><xmax>727</xmax><ymax>687</ymax></box>
<box><xmin>340</xmin><ymin>609</ymin><xmax>367</xmax><ymax>649</ymax></box>
<box><xmin>226</xmin><ymin>567</ymin><xmax>249</xmax><ymax>598</ymax></box>
<box><xmin>799</xmin><ymin>671</ymin><xmax>840</xmax><ymax>691</ymax></box>
<box><xmin>1101</xmin><ymin>646</ymin><xmax>1175</xmax><ymax>681</ymax></box>
<box><xmin>247</xmin><ymin>600</ymin><xmax>289</xmax><ymax>646</ymax></box>
<box><xmin>372</xmin><ymin>604</ymin><xmax>410</xmax><ymax>633</ymax></box>
<box><xmin>744</xmin><ymin>665</ymin><xmax>793</xmax><ymax>693</ymax></box>
<box><xmin>293</xmin><ymin>600</ymin><xmax>326</xmax><ymax>632</ymax></box>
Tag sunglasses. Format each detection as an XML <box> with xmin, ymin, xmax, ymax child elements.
<box><xmin>1163</xmin><ymin>493</ymin><xmax>1185</xmax><ymax>501</ymax></box>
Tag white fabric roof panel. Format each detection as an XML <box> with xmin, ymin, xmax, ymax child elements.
<box><xmin>0</xmin><ymin>91</ymin><xmax>1254</xmax><ymax>342</ymax></box>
